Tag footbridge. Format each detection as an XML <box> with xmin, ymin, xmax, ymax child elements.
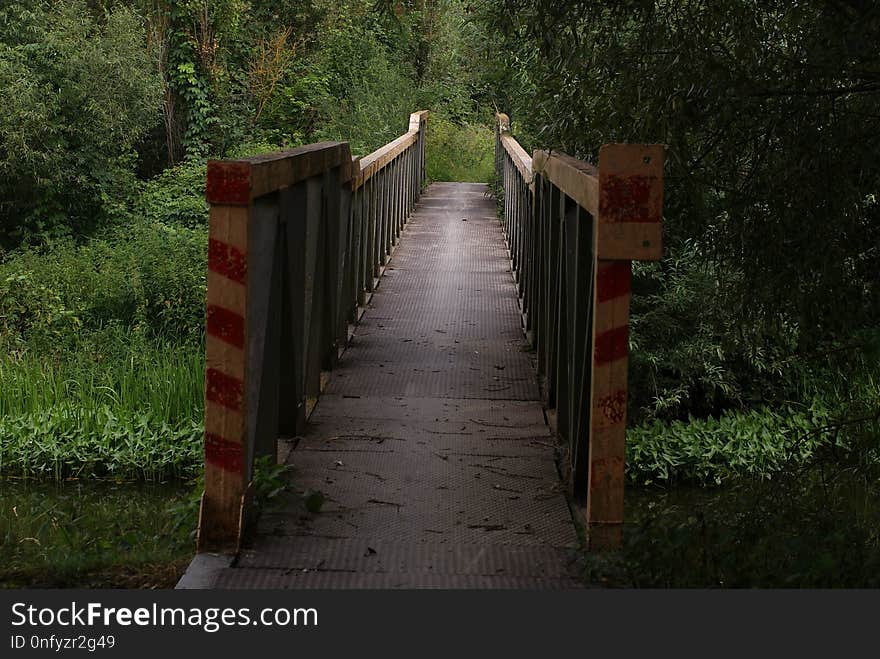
<box><xmin>179</xmin><ymin>111</ymin><xmax>664</xmax><ymax>588</ymax></box>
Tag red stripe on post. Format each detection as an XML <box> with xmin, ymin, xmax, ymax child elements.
<box><xmin>206</xmin><ymin>161</ymin><xmax>251</xmax><ymax>205</ymax></box>
<box><xmin>596</xmin><ymin>261</ymin><xmax>632</xmax><ymax>302</ymax></box>
<box><xmin>206</xmin><ymin>304</ymin><xmax>245</xmax><ymax>349</ymax></box>
<box><xmin>206</xmin><ymin>367</ymin><xmax>244</xmax><ymax>411</ymax></box>
<box><xmin>599</xmin><ymin>174</ymin><xmax>660</xmax><ymax>223</ymax></box>
<box><xmin>204</xmin><ymin>432</ymin><xmax>243</xmax><ymax>473</ymax></box>
<box><xmin>208</xmin><ymin>238</ymin><xmax>247</xmax><ymax>285</ymax></box>
<box><xmin>594</xmin><ymin>325</ymin><xmax>629</xmax><ymax>365</ymax></box>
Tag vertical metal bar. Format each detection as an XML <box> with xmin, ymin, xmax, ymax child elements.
<box><xmin>544</xmin><ymin>182</ymin><xmax>561</xmax><ymax>408</ymax></box>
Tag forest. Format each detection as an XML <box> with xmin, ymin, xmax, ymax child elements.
<box><xmin>0</xmin><ymin>0</ymin><xmax>878</xmax><ymax>587</ymax></box>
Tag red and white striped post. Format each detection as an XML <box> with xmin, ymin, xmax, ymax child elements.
<box><xmin>199</xmin><ymin>161</ymin><xmax>253</xmax><ymax>553</ymax></box>
<box><xmin>587</xmin><ymin>144</ymin><xmax>664</xmax><ymax>550</ymax></box>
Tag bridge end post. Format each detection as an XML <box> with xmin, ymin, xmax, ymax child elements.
<box><xmin>587</xmin><ymin>144</ymin><xmax>664</xmax><ymax>550</ymax></box>
<box><xmin>199</xmin><ymin>161</ymin><xmax>254</xmax><ymax>554</ymax></box>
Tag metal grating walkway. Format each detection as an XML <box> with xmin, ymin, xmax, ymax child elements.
<box><xmin>208</xmin><ymin>182</ymin><xmax>582</xmax><ymax>588</ymax></box>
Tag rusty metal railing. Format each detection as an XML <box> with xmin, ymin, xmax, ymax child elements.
<box><xmin>198</xmin><ymin>112</ymin><xmax>428</xmax><ymax>553</ymax></box>
<box><xmin>494</xmin><ymin>112</ymin><xmax>664</xmax><ymax>550</ymax></box>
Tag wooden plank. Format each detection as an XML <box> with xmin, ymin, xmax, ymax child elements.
<box><xmin>585</xmin><ymin>145</ymin><xmax>663</xmax><ymax>550</ymax></box>
<box><xmin>597</xmin><ymin>221</ymin><xmax>662</xmax><ymax>260</ymax></box>
<box><xmin>356</xmin><ymin>132</ymin><xmax>418</xmax><ymax>187</ymax></box>
<box><xmin>532</xmin><ymin>150</ymin><xmax>599</xmax><ymax>218</ymax></box>
<box><xmin>586</xmin><ymin>260</ymin><xmax>632</xmax><ymax>550</ymax></box>
<box><xmin>354</xmin><ymin>110</ymin><xmax>428</xmax><ymax>190</ymax></box>
<box><xmin>409</xmin><ymin>110</ymin><xmax>429</xmax><ymax>132</ymax></box>
<box><xmin>495</xmin><ymin>113</ymin><xmax>532</xmax><ymax>184</ymax></box>
<box><xmin>500</xmin><ymin>134</ymin><xmax>532</xmax><ymax>183</ymax></box>
<box><xmin>206</xmin><ymin>142</ymin><xmax>353</xmax><ymax>205</ymax></box>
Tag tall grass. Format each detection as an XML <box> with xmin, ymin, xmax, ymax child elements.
<box><xmin>0</xmin><ymin>334</ymin><xmax>204</xmax><ymax>481</ymax></box>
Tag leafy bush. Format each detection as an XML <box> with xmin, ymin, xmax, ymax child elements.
<box><xmin>0</xmin><ymin>333</ymin><xmax>204</xmax><ymax>481</ymax></box>
<box><xmin>140</xmin><ymin>160</ymin><xmax>209</xmax><ymax>228</ymax></box>
<box><xmin>0</xmin><ymin>1</ymin><xmax>163</xmax><ymax>245</ymax></box>
<box><xmin>628</xmin><ymin>242</ymin><xmax>793</xmax><ymax>423</ymax></box>
<box><xmin>309</xmin><ymin>16</ymin><xmax>423</xmax><ymax>154</ymax></box>
<box><xmin>0</xmin><ymin>224</ymin><xmax>207</xmax><ymax>350</ymax></box>
<box><xmin>627</xmin><ymin>405</ymin><xmax>835</xmax><ymax>487</ymax></box>
<box><xmin>426</xmin><ymin>116</ymin><xmax>494</xmax><ymax>183</ymax></box>
<box><xmin>0</xmin><ymin>407</ymin><xmax>202</xmax><ymax>481</ymax></box>
<box><xmin>482</xmin><ymin>0</ymin><xmax>880</xmax><ymax>338</ymax></box>
<box><xmin>626</xmin><ymin>331</ymin><xmax>880</xmax><ymax>486</ymax></box>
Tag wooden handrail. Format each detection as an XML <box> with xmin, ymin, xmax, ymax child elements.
<box><xmin>207</xmin><ymin>142</ymin><xmax>354</xmax><ymax>205</ymax></box>
<box><xmin>532</xmin><ymin>150</ymin><xmax>599</xmax><ymax>217</ymax></box>
<box><xmin>355</xmin><ymin>111</ymin><xmax>428</xmax><ymax>189</ymax></box>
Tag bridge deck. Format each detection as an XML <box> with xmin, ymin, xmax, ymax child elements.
<box><xmin>208</xmin><ymin>182</ymin><xmax>581</xmax><ymax>588</ymax></box>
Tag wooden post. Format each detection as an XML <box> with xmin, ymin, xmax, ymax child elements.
<box><xmin>200</xmin><ymin>161</ymin><xmax>252</xmax><ymax>554</ymax></box>
<box><xmin>587</xmin><ymin>144</ymin><xmax>664</xmax><ymax>550</ymax></box>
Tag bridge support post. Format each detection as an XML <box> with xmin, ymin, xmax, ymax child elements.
<box><xmin>199</xmin><ymin>167</ymin><xmax>254</xmax><ymax>554</ymax></box>
<box><xmin>587</xmin><ymin>144</ymin><xmax>664</xmax><ymax>550</ymax></box>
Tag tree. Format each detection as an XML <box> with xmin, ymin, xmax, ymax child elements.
<box><xmin>0</xmin><ymin>1</ymin><xmax>163</xmax><ymax>245</ymax></box>
<box><xmin>480</xmin><ymin>0</ymin><xmax>880</xmax><ymax>345</ymax></box>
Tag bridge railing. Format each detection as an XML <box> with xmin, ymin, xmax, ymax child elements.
<box><xmin>199</xmin><ymin>111</ymin><xmax>428</xmax><ymax>553</ymax></box>
<box><xmin>495</xmin><ymin>113</ymin><xmax>664</xmax><ymax>550</ymax></box>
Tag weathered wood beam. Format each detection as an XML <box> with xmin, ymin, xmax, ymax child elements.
<box><xmin>199</xmin><ymin>201</ymin><xmax>250</xmax><ymax>553</ymax></box>
<box><xmin>495</xmin><ymin>113</ymin><xmax>533</xmax><ymax>185</ymax></box>
<box><xmin>206</xmin><ymin>142</ymin><xmax>353</xmax><ymax>206</ymax></box>
<box><xmin>354</xmin><ymin>111</ymin><xmax>429</xmax><ymax>190</ymax></box>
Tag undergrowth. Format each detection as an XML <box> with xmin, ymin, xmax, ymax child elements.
<box><xmin>426</xmin><ymin>115</ymin><xmax>494</xmax><ymax>182</ymax></box>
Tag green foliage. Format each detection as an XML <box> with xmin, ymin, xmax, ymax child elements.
<box><xmin>627</xmin><ymin>405</ymin><xmax>834</xmax><ymax>487</ymax></box>
<box><xmin>0</xmin><ymin>217</ymin><xmax>207</xmax><ymax>482</ymax></box>
<box><xmin>140</xmin><ymin>160</ymin><xmax>210</xmax><ymax>228</ymax></box>
<box><xmin>303</xmin><ymin>489</ymin><xmax>326</xmax><ymax>514</ymax></box>
<box><xmin>626</xmin><ymin>330</ymin><xmax>880</xmax><ymax>486</ymax></box>
<box><xmin>628</xmin><ymin>242</ymin><xmax>783</xmax><ymax>422</ymax></box>
<box><xmin>252</xmin><ymin>455</ymin><xmax>291</xmax><ymax>509</ymax></box>
<box><xmin>0</xmin><ymin>336</ymin><xmax>204</xmax><ymax>481</ymax></box>
<box><xmin>306</xmin><ymin>9</ymin><xmax>423</xmax><ymax>154</ymax></box>
<box><xmin>426</xmin><ymin>116</ymin><xmax>494</xmax><ymax>182</ymax></box>
<box><xmin>482</xmin><ymin>0</ymin><xmax>880</xmax><ymax>342</ymax></box>
<box><xmin>0</xmin><ymin>224</ymin><xmax>207</xmax><ymax>349</ymax></box>
<box><xmin>0</xmin><ymin>1</ymin><xmax>163</xmax><ymax>245</ymax></box>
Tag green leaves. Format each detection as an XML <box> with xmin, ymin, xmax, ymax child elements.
<box><xmin>482</xmin><ymin>0</ymin><xmax>880</xmax><ymax>339</ymax></box>
<box><xmin>0</xmin><ymin>1</ymin><xmax>163</xmax><ymax>245</ymax></box>
<box><xmin>0</xmin><ymin>404</ymin><xmax>203</xmax><ymax>481</ymax></box>
<box><xmin>426</xmin><ymin>117</ymin><xmax>494</xmax><ymax>182</ymax></box>
<box><xmin>625</xmin><ymin>390</ymin><xmax>880</xmax><ymax>487</ymax></box>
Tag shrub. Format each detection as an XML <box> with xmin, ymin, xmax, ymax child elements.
<box><xmin>0</xmin><ymin>1</ymin><xmax>163</xmax><ymax>245</ymax></box>
<box><xmin>0</xmin><ymin>224</ymin><xmax>207</xmax><ymax>350</ymax></box>
<box><xmin>140</xmin><ymin>160</ymin><xmax>209</xmax><ymax>229</ymax></box>
<box><xmin>426</xmin><ymin>116</ymin><xmax>494</xmax><ymax>183</ymax></box>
